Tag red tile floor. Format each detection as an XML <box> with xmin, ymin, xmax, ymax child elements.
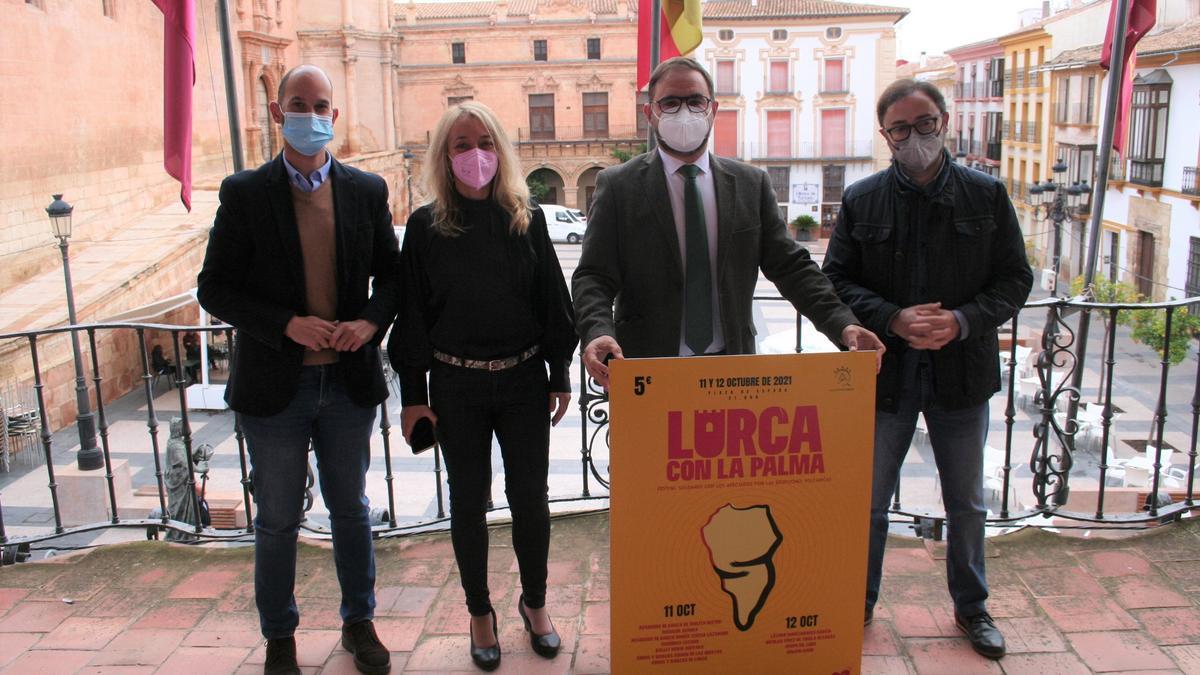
<box><xmin>2</xmin><ymin>512</ymin><xmax>1200</xmax><ymax>673</ymax></box>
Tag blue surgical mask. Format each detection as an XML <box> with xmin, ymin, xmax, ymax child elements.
<box><xmin>282</xmin><ymin>112</ymin><xmax>334</xmax><ymax>157</ymax></box>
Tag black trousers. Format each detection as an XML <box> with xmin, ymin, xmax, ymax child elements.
<box><xmin>429</xmin><ymin>357</ymin><xmax>551</xmax><ymax>616</ymax></box>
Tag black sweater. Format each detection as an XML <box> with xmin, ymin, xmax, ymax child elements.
<box><xmin>388</xmin><ymin>198</ymin><xmax>578</xmax><ymax>406</ymax></box>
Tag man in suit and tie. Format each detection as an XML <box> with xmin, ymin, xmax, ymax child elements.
<box><xmin>197</xmin><ymin>65</ymin><xmax>399</xmax><ymax>675</ymax></box>
<box><xmin>573</xmin><ymin>57</ymin><xmax>883</xmax><ymax>385</ymax></box>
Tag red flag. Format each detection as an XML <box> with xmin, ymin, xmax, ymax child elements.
<box><xmin>1101</xmin><ymin>0</ymin><xmax>1156</xmax><ymax>155</ymax></box>
<box><xmin>153</xmin><ymin>0</ymin><xmax>196</xmax><ymax>212</ymax></box>
<box><xmin>637</xmin><ymin>0</ymin><xmax>681</xmax><ymax>91</ymax></box>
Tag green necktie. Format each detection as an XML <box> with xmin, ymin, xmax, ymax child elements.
<box><xmin>679</xmin><ymin>163</ymin><xmax>713</xmax><ymax>355</ymax></box>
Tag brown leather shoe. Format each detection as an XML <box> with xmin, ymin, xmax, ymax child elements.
<box><xmin>341</xmin><ymin>620</ymin><xmax>392</xmax><ymax>674</ymax></box>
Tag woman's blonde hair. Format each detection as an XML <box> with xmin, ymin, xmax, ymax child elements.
<box><xmin>421</xmin><ymin>101</ymin><xmax>531</xmax><ymax>236</ymax></box>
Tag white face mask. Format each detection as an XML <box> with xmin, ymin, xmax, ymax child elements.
<box><xmin>656</xmin><ymin>109</ymin><xmax>712</xmax><ymax>154</ymax></box>
<box><xmin>892</xmin><ymin>130</ymin><xmax>944</xmax><ymax>174</ymax></box>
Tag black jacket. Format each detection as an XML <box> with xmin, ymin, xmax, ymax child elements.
<box><xmin>822</xmin><ymin>158</ymin><xmax>1033</xmax><ymax>412</ymax></box>
<box><xmin>197</xmin><ymin>154</ymin><xmax>402</xmax><ymax>416</ymax></box>
<box><xmin>573</xmin><ymin>151</ymin><xmax>857</xmax><ymax>357</ymax></box>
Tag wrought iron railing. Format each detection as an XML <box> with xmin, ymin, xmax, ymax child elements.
<box><xmin>2</xmin><ymin>294</ymin><xmax>1199</xmax><ymax>555</ymax></box>
<box><xmin>1185</xmin><ymin>167</ymin><xmax>1199</xmax><ymax>196</ymax></box>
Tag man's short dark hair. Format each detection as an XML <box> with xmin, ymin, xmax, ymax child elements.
<box><xmin>647</xmin><ymin>57</ymin><xmax>715</xmax><ymax>101</ymax></box>
<box><xmin>875</xmin><ymin>78</ymin><xmax>947</xmax><ymax>126</ymax></box>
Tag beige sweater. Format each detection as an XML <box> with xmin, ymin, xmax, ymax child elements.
<box><xmin>292</xmin><ymin>182</ymin><xmax>339</xmax><ymax>365</ymax></box>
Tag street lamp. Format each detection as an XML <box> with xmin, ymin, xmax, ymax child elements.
<box><xmin>402</xmin><ymin>150</ymin><xmax>415</xmax><ymax>221</ymax></box>
<box><xmin>1028</xmin><ymin>159</ymin><xmax>1088</xmax><ymax>297</ymax></box>
<box><xmin>46</xmin><ymin>195</ymin><xmax>102</xmax><ymax>470</ymax></box>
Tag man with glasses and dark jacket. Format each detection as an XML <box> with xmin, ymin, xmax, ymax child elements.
<box><xmin>573</xmin><ymin>57</ymin><xmax>883</xmax><ymax>387</ymax></box>
<box><xmin>822</xmin><ymin>78</ymin><xmax>1033</xmax><ymax>660</ymax></box>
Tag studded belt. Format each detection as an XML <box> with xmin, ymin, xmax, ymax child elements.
<box><xmin>432</xmin><ymin>345</ymin><xmax>540</xmax><ymax>371</ymax></box>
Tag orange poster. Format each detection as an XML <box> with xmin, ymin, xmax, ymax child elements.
<box><xmin>610</xmin><ymin>352</ymin><xmax>876</xmax><ymax>674</ymax></box>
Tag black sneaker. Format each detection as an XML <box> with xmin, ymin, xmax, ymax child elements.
<box><xmin>264</xmin><ymin>636</ymin><xmax>301</xmax><ymax>675</ymax></box>
<box><xmin>341</xmin><ymin>620</ymin><xmax>392</xmax><ymax>674</ymax></box>
<box><xmin>955</xmin><ymin>611</ymin><xmax>1006</xmax><ymax>659</ymax></box>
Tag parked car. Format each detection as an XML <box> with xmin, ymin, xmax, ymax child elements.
<box><xmin>540</xmin><ymin>204</ymin><xmax>587</xmax><ymax>244</ymax></box>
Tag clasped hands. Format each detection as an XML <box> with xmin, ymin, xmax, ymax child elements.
<box><xmin>888</xmin><ymin>302</ymin><xmax>960</xmax><ymax>351</ymax></box>
<box><xmin>285</xmin><ymin>315</ymin><xmax>378</xmax><ymax>352</ymax></box>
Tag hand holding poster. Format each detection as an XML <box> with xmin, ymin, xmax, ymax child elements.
<box><xmin>610</xmin><ymin>352</ymin><xmax>875</xmax><ymax>673</ymax></box>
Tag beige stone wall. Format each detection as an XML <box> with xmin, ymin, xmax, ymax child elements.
<box><xmin>0</xmin><ymin>0</ymin><xmax>238</xmax><ymax>287</ymax></box>
<box><xmin>0</xmin><ymin>234</ymin><xmax>208</xmax><ymax>432</ymax></box>
<box><xmin>394</xmin><ymin>6</ymin><xmax>640</xmax><ymax>211</ymax></box>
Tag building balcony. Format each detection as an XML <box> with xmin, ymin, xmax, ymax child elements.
<box><xmin>515</xmin><ymin>125</ymin><xmax>643</xmax><ymax>143</ymax></box>
<box><xmin>1024</xmin><ymin>122</ymin><xmax>1040</xmax><ymax>144</ymax></box>
<box><xmin>986</xmin><ymin>141</ymin><xmax>1002</xmax><ymax>161</ymax></box>
<box><xmin>2</xmin><ymin>293</ymin><xmax>1199</xmax><ymax>671</ymax></box>
<box><xmin>1129</xmin><ymin>158</ymin><xmax>1165</xmax><ymax>188</ymax></box>
<box><xmin>743</xmin><ymin>140</ymin><xmax>874</xmax><ymax>161</ymax></box>
<box><xmin>1183</xmin><ymin>166</ymin><xmax>1198</xmax><ymax>196</ymax></box>
<box><xmin>1054</xmin><ymin>101</ymin><xmax>1097</xmax><ymax>126</ymax></box>
<box><xmin>989</xmin><ymin>79</ymin><xmax>1004</xmax><ymax>98</ymax></box>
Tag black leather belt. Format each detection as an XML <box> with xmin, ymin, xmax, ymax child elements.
<box><xmin>432</xmin><ymin>345</ymin><xmax>540</xmax><ymax>371</ymax></box>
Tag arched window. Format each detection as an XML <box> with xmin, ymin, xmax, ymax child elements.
<box><xmin>256</xmin><ymin>77</ymin><xmax>276</xmax><ymax>162</ymax></box>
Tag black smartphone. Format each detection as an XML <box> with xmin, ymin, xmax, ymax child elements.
<box><xmin>408</xmin><ymin>417</ymin><xmax>437</xmax><ymax>454</ymax></box>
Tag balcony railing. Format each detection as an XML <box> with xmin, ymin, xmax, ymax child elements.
<box><xmin>1001</xmin><ymin>121</ymin><xmax>1012</xmax><ymax>140</ymax></box>
<box><xmin>1111</xmin><ymin>155</ymin><xmax>1127</xmax><ymax>181</ymax></box>
<box><xmin>1025</xmin><ymin>121</ymin><xmax>1040</xmax><ymax>144</ymax></box>
<box><xmin>1183</xmin><ymin>166</ymin><xmax>1198</xmax><ymax>196</ymax></box>
<box><xmin>1054</xmin><ymin>102</ymin><xmax>1097</xmax><ymax>126</ymax></box>
<box><xmin>1130</xmin><ymin>159</ymin><xmax>1165</xmax><ymax>188</ymax></box>
<box><xmin>990</xmin><ymin>79</ymin><xmax>1004</xmax><ymax>97</ymax></box>
<box><xmin>1005</xmin><ymin>73</ymin><xmax>1013</xmax><ymax>90</ymax></box>
<box><xmin>4</xmin><ymin>294</ymin><xmax>1199</xmax><ymax>551</ymax></box>
<box><xmin>744</xmin><ymin>140</ymin><xmax>874</xmax><ymax>161</ymax></box>
<box><xmin>516</xmin><ymin>125</ymin><xmax>642</xmax><ymax>142</ymax></box>
<box><xmin>987</xmin><ymin>141</ymin><xmax>1003</xmax><ymax>161</ymax></box>
<box><xmin>1016</xmin><ymin>70</ymin><xmax>1026</xmax><ymax>88</ymax></box>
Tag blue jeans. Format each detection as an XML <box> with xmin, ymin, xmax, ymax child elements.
<box><xmin>866</xmin><ymin>364</ymin><xmax>990</xmax><ymax>617</ymax></box>
<box><xmin>239</xmin><ymin>364</ymin><xmax>378</xmax><ymax>639</ymax></box>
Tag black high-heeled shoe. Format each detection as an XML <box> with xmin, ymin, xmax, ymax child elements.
<box><xmin>469</xmin><ymin>609</ymin><xmax>501</xmax><ymax>671</ymax></box>
<box><xmin>518</xmin><ymin>594</ymin><xmax>561</xmax><ymax>658</ymax></box>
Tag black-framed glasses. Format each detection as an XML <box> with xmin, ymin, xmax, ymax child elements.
<box><xmin>654</xmin><ymin>95</ymin><xmax>712</xmax><ymax>114</ymax></box>
<box><xmin>882</xmin><ymin>116</ymin><xmax>941</xmax><ymax>142</ymax></box>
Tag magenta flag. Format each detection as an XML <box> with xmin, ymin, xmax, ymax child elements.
<box><xmin>1100</xmin><ymin>0</ymin><xmax>1157</xmax><ymax>155</ymax></box>
<box><xmin>152</xmin><ymin>0</ymin><xmax>196</xmax><ymax>211</ymax></box>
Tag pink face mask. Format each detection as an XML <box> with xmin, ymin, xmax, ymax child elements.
<box><xmin>450</xmin><ymin>148</ymin><xmax>499</xmax><ymax>190</ymax></box>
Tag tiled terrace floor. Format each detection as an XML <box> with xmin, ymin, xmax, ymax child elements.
<box><xmin>2</xmin><ymin>512</ymin><xmax>1200</xmax><ymax>673</ymax></box>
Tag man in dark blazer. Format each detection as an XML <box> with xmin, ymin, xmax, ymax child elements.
<box><xmin>197</xmin><ymin>65</ymin><xmax>398</xmax><ymax>675</ymax></box>
<box><xmin>573</xmin><ymin>57</ymin><xmax>883</xmax><ymax>386</ymax></box>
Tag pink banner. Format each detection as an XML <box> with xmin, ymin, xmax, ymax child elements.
<box><xmin>152</xmin><ymin>0</ymin><xmax>196</xmax><ymax>211</ymax></box>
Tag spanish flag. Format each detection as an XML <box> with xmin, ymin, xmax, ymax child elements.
<box><xmin>637</xmin><ymin>0</ymin><xmax>704</xmax><ymax>91</ymax></box>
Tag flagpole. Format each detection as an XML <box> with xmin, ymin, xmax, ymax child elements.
<box><xmin>1082</xmin><ymin>0</ymin><xmax>1130</xmax><ymax>288</ymax></box>
<box><xmin>648</xmin><ymin>0</ymin><xmax>662</xmax><ymax>151</ymax></box>
<box><xmin>216</xmin><ymin>0</ymin><xmax>245</xmax><ymax>172</ymax></box>
<box><xmin>1062</xmin><ymin>0</ymin><xmax>1130</xmax><ymax>467</ymax></box>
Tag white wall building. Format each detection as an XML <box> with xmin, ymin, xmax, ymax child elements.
<box><xmin>947</xmin><ymin>39</ymin><xmax>1006</xmax><ymax>179</ymax></box>
<box><xmin>698</xmin><ymin>0</ymin><xmax>908</xmax><ymax>235</ymax></box>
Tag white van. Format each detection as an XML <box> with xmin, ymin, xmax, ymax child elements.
<box><xmin>540</xmin><ymin>204</ymin><xmax>587</xmax><ymax>244</ymax></box>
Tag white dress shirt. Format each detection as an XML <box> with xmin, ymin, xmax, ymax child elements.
<box><xmin>658</xmin><ymin>148</ymin><xmax>724</xmax><ymax>356</ymax></box>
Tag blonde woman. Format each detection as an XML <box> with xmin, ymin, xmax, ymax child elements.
<box><xmin>387</xmin><ymin>101</ymin><xmax>577</xmax><ymax>671</ymax></box>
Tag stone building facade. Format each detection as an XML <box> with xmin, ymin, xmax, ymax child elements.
<box><xmin>392</xmin><ymin>0</ymin><xmax>642</xmax><ymax>215</ymax></box>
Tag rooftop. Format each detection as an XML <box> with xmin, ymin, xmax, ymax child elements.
<box><xmin>1045</xmin><ymin>16</ymin><xmax>1200</xmax><ymax>67</ymax></box>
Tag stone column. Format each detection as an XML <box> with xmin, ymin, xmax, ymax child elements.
<box><xmin>382</xmin><ymin>55</ymin><xmax>396</xmax><ymax>150</ymax></box>
<box><xmin>343</xmin><ymin>46</ymin><xmax>360</xmax><ymax>154</ymax></box>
